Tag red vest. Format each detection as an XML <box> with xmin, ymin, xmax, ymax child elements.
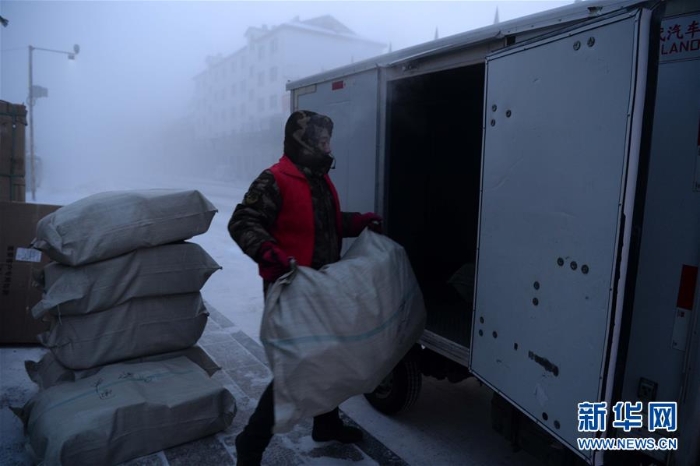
<box><xmin>267</xmin><ymin>155</ymin><xmax>343</xmax><ymax>269</ymax></box>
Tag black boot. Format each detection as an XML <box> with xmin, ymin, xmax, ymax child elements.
<box><xmin>236</xmin><ymin>383</ymin><xmax>275</xmax><ymax>466</ymax></box>
<box><xmin>311</xmin><ymin>407</ymin><xmax>363</xmax><ymax>443</ymax></box>
<box><xmin>235</xmin><ymin>433</ymin><xmax>265</xmax><ymax>466</ymax></box>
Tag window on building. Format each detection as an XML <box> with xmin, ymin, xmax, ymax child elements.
<box><xmin>269</xmin><ymin>95</ymin><xmax>277</xmax><ymax>110</ymax></box>
<box><xmin>241</xmin><ymin>104</ymin><xmax>246</xmax><ymax>117</ymax></box>
<box><xmin>249</xmin><ymin>89</ymin><xmax>254</xmax><ymax>101</ymax></box>
<box><xmin>249</xmin><ymin>66</ymin><xmax>254</xmax><ymax>78</ymax></box>
<box><xmin>270</xmin><ymin>38</ymin><xmax>278</xmax><ymax>54</ymax></box>
<box><xmin>269</xmin><ymin>66</ymin><xmax>278</xmax><ymax>82</ymax></box>
<box><xmin>258</xmin><ymin>71</ymin><xmax>264</xmax><ymax>86</ymax></box>
<box><xmin>258</xmin><ymin>45</ymin><xmax>264</xmax><ymax>60</ymax></box>
<box><xmin>231</xmin><ymin>108</ymin><xmax>235</xmax><ymax>119</ymax></box>
<box><xmin>258</xmin><ymin>98</ymin><xmax>264</xmax><ymax>112</ymax></box>
<box><xmin>241</xmin><ymin>81</ymin><xmax>247</xmax><ymax>92</ymax></box>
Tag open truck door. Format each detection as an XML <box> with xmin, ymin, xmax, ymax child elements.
<box><xmin>471</xmin><ymin>4</ymin><xmax>659</xmax><ymax>464</ymax></box>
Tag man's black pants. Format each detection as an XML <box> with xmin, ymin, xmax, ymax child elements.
<box><xmin>235</xmin><ymin>380</ymin><xmax>342</xmax><ymax>465</ymax></box>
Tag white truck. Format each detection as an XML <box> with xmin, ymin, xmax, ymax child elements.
<box><xmin>287</xmin><ymin>0</ymin><xmax>700</xmax><ymax>464</ymax></box>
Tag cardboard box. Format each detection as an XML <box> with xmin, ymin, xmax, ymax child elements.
<box><xmin>0</xmin><ymin>175</ymin><xmax>25</xmax><ymax>203</ymax></box>
<box><xmin>0</xmin><ymin>201</ymin><xmax>61</xmax><ymax>343</ymax></box>
<box><xmin>0</xmin><ymin>101</ymin><xmax>27</xmax><ymax>203</ymax></box>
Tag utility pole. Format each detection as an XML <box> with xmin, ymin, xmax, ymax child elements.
<box><xmin>28</xmin><ymin>46</ymin><xmax>36</xmax><ymax>201</ymax></box>
<box><xmin>26</xmin><ymin>44</ymin><xmax>79</xmax><ymax>201</ymax></box>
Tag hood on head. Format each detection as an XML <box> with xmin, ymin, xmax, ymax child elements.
<box><xmin>283</xmin><ymin>110</ymin><xmax>335</xmax><ymax>173</ymax></box>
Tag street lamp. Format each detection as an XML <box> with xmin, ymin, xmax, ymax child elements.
<box><xmin>28</xmin><ymin>43</ymin><xmax>80</xmax><ymax>200</ymax></box>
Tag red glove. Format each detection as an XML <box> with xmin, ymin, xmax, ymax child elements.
<box><xmin>348</xmin><ymin>212</ymin><xmax>383</xmax><ymax>237</ymax></box>
<box><xmin>257</xmin><ymin>241</ymin><xmax>292</xmax><ymax>283</ymax></box>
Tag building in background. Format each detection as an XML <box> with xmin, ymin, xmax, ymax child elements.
<box><xmin>189</xmin><ymin>15</ymin><xmax>386</xmax><ymax>181</ymax></box>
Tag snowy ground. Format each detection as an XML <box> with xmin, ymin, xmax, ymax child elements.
<box><xmin>26</xmin><ymin>172</ymin><xmax>543</xmax><ymax>466</ymax></box>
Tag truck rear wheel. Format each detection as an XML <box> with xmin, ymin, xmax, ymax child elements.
<box><xmin>364</xmin><ymin>348</ymin><xmax>422</xmax><ymax>414</ymax></box>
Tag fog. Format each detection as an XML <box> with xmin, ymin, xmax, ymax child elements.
<box><xmin>0</xmin><ymin>0</ymin><xmax>571</xmax><ymax>193</ymax></box>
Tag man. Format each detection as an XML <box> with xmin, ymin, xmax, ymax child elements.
<box><xmin>228</xmin><ymin>110</ymin><xmax>382</xmax><ymax>465</ymax></box>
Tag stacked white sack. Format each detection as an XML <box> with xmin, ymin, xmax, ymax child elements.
<box><xmin>14</xmin><ymin>358</ymin><xmax>236</xmax><ymax>466</ymax></box>
<box><xmin>31</xmin><ymin>189</ymin><xmax>217</xmax><ymax>266</ymax></box>
<box><xmin>29</xmin><ymin>189</ymin><xmax>220</xmax><ymax>369</ymax></box>
<box><xmin>15</xmin><ymin>189</ymin><xmax>236</xmax><ymax>465</ymax></box>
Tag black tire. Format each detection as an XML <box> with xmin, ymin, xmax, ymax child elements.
<box><xmin>364</xmin><ymin>350</ymin><xmax>422</xmax><ymax>415</ymax></box>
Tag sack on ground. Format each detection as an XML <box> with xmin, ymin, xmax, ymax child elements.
<box><xmin>261</xmin><ymin>229</ymin><xmax>426</xmax><ymax>433</ymax></box>
<box><xmin>32</xmin><ymin>242</ymin><xmax>221</xmax><ymax>319</ymax></box>
<box><xmin>25</xmin><ymin>345</ymin><xmax>220</xmax><ymax>390</ymax></box>
<box><xmin>14</xmin><ymin>357</ymin><xmax>236</xmax><ymax>466</ymax></box>
<box><xmin>32</xmin><ymin>189</ymin><xmax>217</xmax><ymax>266</ymax></box>
<box><xmin>38</xmin><ymin>292</ymin><xmax>208</xmax><ymax>370</ymax></box>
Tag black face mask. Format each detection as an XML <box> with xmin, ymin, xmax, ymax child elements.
<box><xmin>309</xmin><ymin>152</ymin><xmax>333</xmax><ymax>171</ymax></box>
<box><xmin>283</xmin><ymin>111</ymin><xmax>335</xmax><ymax>173</ymax></box>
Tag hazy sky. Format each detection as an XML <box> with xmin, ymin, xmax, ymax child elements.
<box><xmin>0</xmin><ymin>0</ymin><xmax>571</xmax><ymax>188</ymax></box>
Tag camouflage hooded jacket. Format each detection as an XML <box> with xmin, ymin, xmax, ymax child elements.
<box><xmin>228</xmin><ymin>110</ymin><xmax>358</xmax><ymax>270</ymax></box>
